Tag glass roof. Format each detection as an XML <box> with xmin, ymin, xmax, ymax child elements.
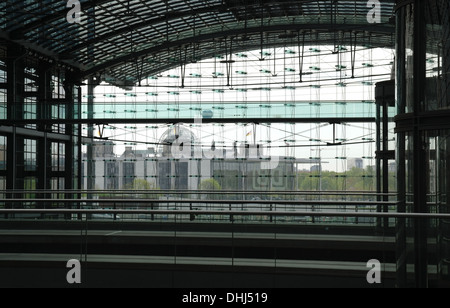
<box><xmin>0</xmin><ymin>0</ymin><xmax>396</xmax><ymax>85</ymax></box>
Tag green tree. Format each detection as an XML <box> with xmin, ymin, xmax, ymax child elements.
<box><xmin>199</xmin><ymin>178</ymin><xmax>222</xmax><ymax>200</ymax></box>
<box><xmin>126</xmin><ymin>179</ymin><xmax>152</xmax><ymax>190</ymax></box>
<box><xmin>124</xmin><ymin>179</ymin><xmax>161</xmax><ymax>199</ymax></box>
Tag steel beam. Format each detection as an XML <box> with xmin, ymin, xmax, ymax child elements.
<box><xmin>0</xmin><ymin>117</ymin><xmax>376</xmax><ymax>126</ymax></box>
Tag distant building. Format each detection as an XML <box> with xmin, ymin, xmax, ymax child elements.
<box><xmin>311</xmin><ymin>165</ymin><xmax>321</xmax><ymax>172</ymax></box>
<box><xmin>348</xmin><ymin>158</ymin><xmax>363</xmax><ymax>170</ymax></box>
<box><xmin>82</xmin><ymin>125</ymin><xmax>321</xmax><ymax>191</ymax></box>
<box><xmin>389</xmin><ymin>162</ymin><xmax>397</xmax><ymax>173</ymax></box>
<box><xmin>82</xmin><ymin>141</ymin><xmax>157</xmax><ymax>190</ymax></box>
<box><xmin>92</xmin><ymin>141</ymin><xmax>115</xmax><ymax>158</ymax></box>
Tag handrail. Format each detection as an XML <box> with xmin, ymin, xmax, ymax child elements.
<box><xmin>0</xmin><ymin>198</ymin><xmax>397</xmax><ymax>206</ymax></box>
<box><xmin>0</xmin><ymin>208</ymin><xmax>447</xmax><ymax>219</ymax></box>
<box><xmin>0</xmin><ymin>189</ymin><xmax>398</xmax><ymax>196</ymax></box>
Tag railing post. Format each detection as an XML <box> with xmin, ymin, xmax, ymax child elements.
<box><xmin>190</xmin><ymin>202</ymin><xmax>195</xmax><ymax>221</ymax></box>
<box><xmin>270</xmin><ymin>203</ymin><xmax>273</xmax><ymax>223</ymax></box>
<box><xmin>229</xmin><ymin>203</ymin><xmax>234</xmax><ymax>222</ymax></box>
<box><xmin>151</xmin><ymin>202</ymin><xmax>154</xmax><ymax>221</ymax></box>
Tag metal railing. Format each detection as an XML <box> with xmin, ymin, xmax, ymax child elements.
<box><xmin>0</xmin><ymin>189</ymin><xmax>397</xmax><ymax>197</ymax></box>
<box><xmin>0</xmin><ymin>189</ymin><xmax>400</xmax><ymax>225</ymax></box>
<box><xmin>0</xmin><ymin>190</ymin><xmax>400</xmax><ymax>229</ymax></box>
<box><xmin>0</xmin><ymin>208</ymin><xmax>449</xmax><ymax>219</ymax></box>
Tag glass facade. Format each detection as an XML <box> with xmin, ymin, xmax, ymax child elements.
<box><xmin>436</xmin><ymin>129</ymin><xmax>450</xmax><ymax>279</ymax></box>
<box><xmin>0</xmin><ymin>42</ymin><xmax>80</xmax><ymax>196</ymax></box>
<box><xmin>396</xmin><ymin>0</ymin><xmax>450</xmax><ymax>287</ymax></box>
<box><xmin>424</xmin><ymin>2</ymin><xmax>450</xmax><ymax>111</ymax></box>
<box><xmin>51</xmin><ymin>142</ymin><xmax>65</xmax><ymax>172</ymax></box>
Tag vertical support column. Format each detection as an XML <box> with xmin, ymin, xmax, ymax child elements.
<box><xmin>376</xmin><ymin>92</ymin><xmax>382</xmax><ymax>230</ymax></box>
<box><xmin>413</xmin><ymin>131</ymin><xmax>428</xmax><ymax>288</ymax></box>
<box><xmin>442</xmin><ymin>135</ymin><xmax>450</xmax><ymax>280</ymax></box>
<box><xmin>64</xmin><ymin>71</ymin><xmax>77</xmax><ymax>192</ymax></box>
<box><xmin>438</xmin><ymin>0</ymin><xmax>450</xmax><ymax>283</ymax></box>
<box><xmin>77</xmin><ymin>86</ymin><xmax>82</xmax><ymax>191</ymax></box>
<box><xmin>86</xmin><ymin>2</ymin><xmax>96</xmax><ymax>197</ymax></box>
<box><xmin>395</xmin><ymin>1</ymin><xmax>408</xmax><ymax>287</ymax></box>
<box><xmin>76</xmin><ymin>84</ymin><xmax>82</xmax><ymax>220</ymax></box>
<box><xmin>86</xmin><ymin>77</ymin><xmax>95</xmax><ymax>193</ymax></box>
<box><xmin>6</xmin><ymin>44</ymin><xmax>25</xmax><ymax>192</ymax></box>
<box><xmin>382</xmin><ymin>98</ymin><xmax>390</xmax><ymax>231</ymax></box>
<box><xmin>36</xmin><ymin>62</ymin><xmax>52</xmax><ymax>193</ymax></box>
<box><xmin>376</xmin><ymin>80</ymin><xmax>395</xmax><ymax>233</ymax></box>
<box><xmin>65</xmin><ymin>84</ymin><xmax>74</xmax><ymax>192</ymax></box>
<box><xmin>413</xmin><ymin>0</ymin><xmax>428</xmax><ymax>288</ymax></box>
<box><xmin>63</xmin><ymin>70</ymin><xmax>80</xmax><ymax>219</ymax></box>
<box><xmin>395</xmin><ymin>0</ymin><xmax>429</xmax><ymax>288</ymax></box>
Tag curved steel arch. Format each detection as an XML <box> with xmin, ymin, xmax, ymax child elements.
<box><xmin>0</xmin><ymin>0</ymin><xmax>396</xmax><ymax>83</ymax></box>
<box><xmin>84</xmin><ymin>23</ymin><xmax>395</xmax><ymax>82</ymax></box>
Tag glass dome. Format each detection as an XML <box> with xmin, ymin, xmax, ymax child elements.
<box><xmin>159</xmin><ymin>124</ymin><xmax>198</xmax><ymax>157</ymax></box>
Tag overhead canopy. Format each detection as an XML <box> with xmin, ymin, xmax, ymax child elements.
<box><xmin>0</xmin><ymin>0</ymin><xmax>396</xmax><ymax>86</ymax></box>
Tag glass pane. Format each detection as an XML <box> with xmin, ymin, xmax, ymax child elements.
<box><xmin>404</xmin><ymin>4</ymin><xmax>414</xmax><ymax>113</ymax></box>
<box><xmin>0</xmin><ymin>136</ymin><xmax>6</xmax><ymax>171</ymax></box>
<box><xmin>424</xmin><ymin>0</ymin><xmax>450</xmax><ymax>111</ymax></box>
<box><xmin>24</xmin><ymin>139</ymin><xmax>37</xmax><ymax>172</ymax></box>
